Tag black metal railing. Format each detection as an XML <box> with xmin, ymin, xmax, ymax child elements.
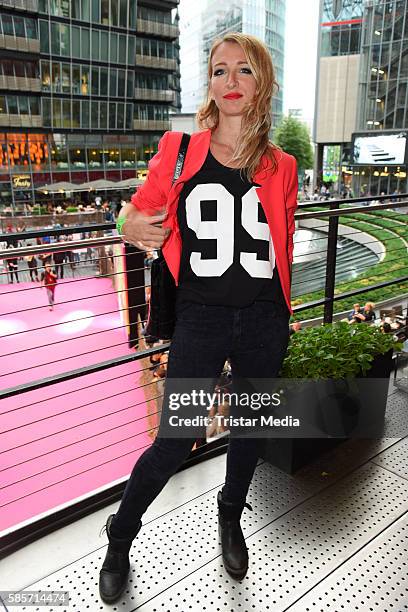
<box><xmin>0</xmin><ymin>194</ymin><xmax>407</xmax><ymax>555</ymax></box>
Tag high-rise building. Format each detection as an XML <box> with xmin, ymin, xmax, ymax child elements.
<box><xmin>0</xmin><ymin>0</ymin><xmax>181</xmax><ymax>212</ymax></box>
<box><xmin>314</xmin><ymin>0</ymin><xmax>408</xmax><ymax>195</ymax></box>
<box><xmin>179</xmin><ymin>0</ymin><xmax>286</xmax><ymax>129</ymax></box>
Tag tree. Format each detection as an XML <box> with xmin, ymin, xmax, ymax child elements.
<box><xmin>273</xmin><ymin>116</ymin><xmax>314</xmax><ymax>171</ymax></box>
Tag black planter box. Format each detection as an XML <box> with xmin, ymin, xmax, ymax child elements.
<box><xmin>259</xmin><ymin>349</ymin><xmax>394</xmax><ymax>474</ymax></box>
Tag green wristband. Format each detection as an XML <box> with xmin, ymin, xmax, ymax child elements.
<box><xmin>116</xmin><ymin>216</ymin><xmax>126</xmax><ymax>235</ymax></box>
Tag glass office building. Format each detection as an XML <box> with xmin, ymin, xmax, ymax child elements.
<box><xmin>315</xmin><ymin>0</ymin><xmax>408</xmax><ymax>195</ymax></box>
<box><xmin>0</xmin><ymin>0</ymin><xmax>181</xmax><ymax>211</ymax></box>
<box><xmin>180</xmin><ymin>0</ymin><xmax>286</xmax><ymax>129</ymax></box>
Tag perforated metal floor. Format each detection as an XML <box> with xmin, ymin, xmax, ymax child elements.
<box><xmin>3</xmin><ymin>392</ymin><xmax>408</xmax><ymax>612</ymax></box>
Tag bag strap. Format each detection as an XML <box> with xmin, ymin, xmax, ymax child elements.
<box><xmin>172</xmin><ymin>133</ymin><xmax>191</xmax><ymax>185</ymax></box>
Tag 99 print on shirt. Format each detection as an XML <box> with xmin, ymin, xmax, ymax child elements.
<box><xmin>184</xmin><ymin>183</ymin><xmax>276</xmax><ymax>279</ymax></box>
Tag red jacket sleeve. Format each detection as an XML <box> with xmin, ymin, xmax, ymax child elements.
<box><xmin>286</xmin><ymin>156</ymin><xmax>298</xmax><ymax>268</ymax></box>
<box><xmin>130</xmin><ymin>131</ymin><xmax>171</xmax><ymax>215</ymax></box>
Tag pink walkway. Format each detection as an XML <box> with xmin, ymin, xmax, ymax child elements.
<box><xmin>0</xmin><ymin>278</ymin><xmax>153</xmax><ymax>534</ymax></box>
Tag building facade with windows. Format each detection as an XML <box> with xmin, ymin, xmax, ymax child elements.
<box><xmin>314</xmin><ymin>0</ymin><xmax>408</xmax><ymax>196</ymax></box>
<box><xmin>0</xmin><ymin>0</ymin><xmax>180</xmax><ymax>212</ymax></box>
<box><xmin>179</xmin><ymin>0</ymin><xmax>286</xmax><ymax>130</ymax></box>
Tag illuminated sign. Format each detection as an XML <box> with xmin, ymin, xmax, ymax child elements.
<box><xmin>12</xmin><ymin>174</ymin><xmax>31</xmax><ymax>188</ymax></box>
<box><xmin>352</xmin><ymin>132</ymin><xmax>407</xmax><ymax>166</ymax></box>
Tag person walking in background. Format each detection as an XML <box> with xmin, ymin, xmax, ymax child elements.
<box><xmin>53</xmin><ymin>244</ymin><xmax>67</xmax><ymax>279</ymax></box>
<box><xmin>25</xmin><ymin>254</ymin><xmax>39</xmax><ymax>282</ymax></box>
<box><xmin>99</xmin><ymin>32</ymin><xmax>298</xmax><ymax>604</ymax></box>
<box><xmin>6</xmin><ymin>245</ymin><xmax>19</xmax><ymax>283</ymax></box>
<box><xmin>41</xmin><ymin>262</ymin><xmax>57</xmax><ymax>311</ymax></box>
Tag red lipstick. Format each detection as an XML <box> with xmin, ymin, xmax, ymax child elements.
<box><xmin>223</xmin><ymin>93</ymin><xmax>243</xmax><ymax>99</ymax></box>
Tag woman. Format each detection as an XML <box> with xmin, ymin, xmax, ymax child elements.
<box><xmin>41</xmin><ymin>262</ymin><xmax>57</xmax><ymax>311</ymax></box>
<box><xmin>99</xmin><ymin>32</ymin><xmax>298</xmax><ymax>604</ymax></box>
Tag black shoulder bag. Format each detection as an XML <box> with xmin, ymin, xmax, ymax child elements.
<box><xmin>144</xmin><ymin>133</ymin><xmax>191</xmax><ymax>343</ymax></box>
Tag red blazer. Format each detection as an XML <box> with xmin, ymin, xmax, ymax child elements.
<box><xmin>131</xmin><ymin>129</ymin><xmax>298</xmax><ymax>314</ymax></box>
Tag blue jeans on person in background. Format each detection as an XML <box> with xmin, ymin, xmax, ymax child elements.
<box><xmin>110</xmin><ymin>299</ymin><xmax>290</xmax><ymax>541</ymax></box>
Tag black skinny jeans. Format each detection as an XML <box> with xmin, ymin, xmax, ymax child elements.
<box><xmin>110</xmin><ymin>299</ymin><xmax>290</xmax><ymax>541</ymax></box>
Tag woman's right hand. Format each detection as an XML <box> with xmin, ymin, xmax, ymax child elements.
<box><xmin>120</xmin><ymin>203</ymin><xmax>170</xmax><ymax>250</ymax></box>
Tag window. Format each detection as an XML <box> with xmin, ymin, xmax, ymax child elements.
<box><xmin>117</xmin><ymin>102</ymin><xmax>124</xmax><ymax>129</ymax></box>
<box><xmin>109</xmin><ymin>69</ymin><xmax>117</xmax><ymax>96</ymax></box>
<box><xmin>72</xmin><ymin>65</ymin><xmax>80</xmax><ymax>94</ymax></box>
<box><xmin>72</xmin><ymin>26</ymin><xmax>80</xmax><ymax>57</ymax></box>
<box><xmin>14</xmin><ymin>61</ymin><xmax>25</xmax><ymax>77</ymax></box>
<box><xmin>106</xmin><ymin>146</ymin><xmax>119</xmax><ymax>167</ymax></box>
<box><xmin>25</xmin><ymin>61</ymin><xmax>38</xmax><ymax>78</ymax></box>
<box><xmin>110</xmin><ymin>33</ymin><xmax>118</xmax><ymax>62</ymax></box>
<box><xmin>39</xmin><ymin>20</ymin><xmax>49</xmax><ymax>53</ymax></box>
<box><xmin>8</xmin><ymin>96</ymin><xmax>18</xmax><ymax>114</ymax></box>
<box><xmin>51</xmin><ymin>22</ymin><xmax>60</xmax><ymax>54</ymax></box>
<box><xmin>91</xmin><ymin>66</ymin><xmax>99</xmax><ymax>95</ymax></box>
<box><xmin>52</xmin><ymin>62</ymin><xmax>61</xmax><ymax>92</ymax></box>
<box><xmin>61</xmin><ymin>63</ymin><xmax>71</xmax><ymax>92</ymax></box>
<box><xmin>100</xmin><ymin>68</ymin><xmax>108</xmax><ymax>95</ymax></box>
<box><xmin>72</xmin><ymin>0</ymin><xmax>81</xmax><ymax>19</ymax></box>
<box><xmin>119</xmin><ymin>0</ymin><xmax>128</xmax><ymax>27</ymax></box>
<box><xmin>119</xmin><ymin>35</ymin><xmax>126</xmax><ymax>63</ymax></box>
<box><xmin>111</xmin><ymin>0</ymin><xmax>119</xmax><ymax>26</ymax></box>
<box><xmin>81</xmin><ymin>100</ymin><xmax>90</xmax><ymax>128</ymax></box>
<box><xmin>91</xmin><ymin>102</ymin><xmax>99</xmax><ymax>128</ymax></box>
<box><xmin>117</xmin><ymin>69</ymin><xmax>125</xmax><ymax>96</ymax></box>
<box><xmin>50</xmin><ymin>134</ymin><xmax>68</xmax><ymax>167</ymax></box>
<box><xmin>99</xmin><ymin>101</ymin><xmax>108</xmax><ymax>129</ymax></box>
<box><xmin>81</xmin><ymin>65</ymin><xmax>90</xmax><ymax>94</ymax></box>
<box><xmin>91</xmin><ymin>29</ymin><xmax>99</xmax><ymax>61</ymax></box>
<box><xmin>109</xmin><ymin>102</ymin><xmax>116</xmax><ymax>129</ymax></box>
<box><xmin>60</xmin><ymin>24</ymin><xmax>70</xmax><ymax>56</ymax></box>
<box><xmin>30</xmin><ymin>97</ymin><xmax>40</xmax><ymax>115</ymax></box>
<box><xmin>70</xmin><ymin>145</ymin><xmax>86</xmax><ymax>169</ymax></box>
<box><xmin>2</xmin><ymin>14</ymin><xmax>14</xmax><ymax>36</ymax></box>
<box><xmin>81</xmin><ymin>28</ymin><xmax>90</xmax><ymax>58</ymax></box>
<box><xmin>101</xmin><ymin>0</ymin><xmax>109</xmax><ymax>25</ymax></box>
<box><xmin>72</xmin><ymin>100</ymin><xmax>80</xmax><ymax>127</ymax></box>
<box><xmin>121</xmin><ymin>146</ymin><xmax>135</xmax><ymax>167</ymax></box>
<box><xmin>82</xmin><ymin>0</ymin><xmax>90</xmax><ymax>21</ymax></box>
<box><xmin>129</xmin><ymin>0</ymin><xmax>136</xmax><ymax>28</ymax></box>
<box><xmin>127</xmin><ymin>70</ymin><xmax>134</xmax><ymax>96</ymax></box>
<box><xmin>54</xmin><ymin>0</ymin><xmax>70</xmax><ymax>17</ymax></box>
<box><xmin>127</xmin><ymin>36</ymin><xmax>135</xmax><ymax>63</ymax></box>
<box><xmin>62</xmin><ymin>99</ymin><xmax>71</xmax><ymax>128</ymax></box>
<box><xmin>43</xmin><ymin>98</ymin><xmax>51</xmax><ymax>126</ymax></box>
<box><xmin>41</xmin><ymin>61</ymin><xmax>51</xmax><ymax>90</ymax></box>
<box><xmin>14</xmin><ymin>17</ymin><xmax>25</xmax><ymax>37</ymax></box>
<box><xmin>1</xmin><ymin>60</ymin><xmax>14</xmax><ymax>76</ymax></box>
<box><xmin>91</xmin><ymin>0</ymin><xmax>100</xmax><ymax>22</ymax></box>
<box><xmin>100</xmin><ymin>31</ymin><xmax>109</xmax><ymax>61</ymax></box>
<box><xmin>125</xmin><ymin>103</ymin><xmax>132</xmax><ymax>129</ymax></box>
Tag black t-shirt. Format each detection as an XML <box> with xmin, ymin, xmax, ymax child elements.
<box><xmin>176</xmin><ymin>150</ymin><xmax>286</xmax><ymax>308</ymax></box>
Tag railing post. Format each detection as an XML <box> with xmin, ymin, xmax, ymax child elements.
<box><xmin>323</xmin><ymin>201</ymin><xmax>340</xmax><ymax>323</ymax></box>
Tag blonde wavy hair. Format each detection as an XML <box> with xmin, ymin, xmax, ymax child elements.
<box><xmin>196</xmin><ymin>32</ymin><xmax>282</xmax><ymax>181</ymax></box>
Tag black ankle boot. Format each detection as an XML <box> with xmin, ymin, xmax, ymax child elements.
<box><xmin>98</xmin><ymin>514</ymin><xmax>142</xmax><ymax>604</ymax></box>
<box><xmin>217</xmin><ymin>490</ymin><xmax>252</xmax><ymax>581</ymax></box>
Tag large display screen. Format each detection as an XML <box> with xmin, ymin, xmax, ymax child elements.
<box><xmin>352</xmin><ymin>132</ymin><xmax>407</xmax><ymax>165</ymax></box>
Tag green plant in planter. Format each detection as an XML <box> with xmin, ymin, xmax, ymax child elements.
<box><xmin>281</xmin><ymin>322</ymin><xmax>402</xmax><ymax>379</ymax></box>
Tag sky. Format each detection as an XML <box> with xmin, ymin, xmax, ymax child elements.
<box><xmin>283</xmin><ymin>0</ymin><xmax>321</xmax><ymax>131</ymax></box>
<box><xmin>178</xmin><ymin>0</ymin><xmax>321</xmax><ymax>131</ymax></box>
